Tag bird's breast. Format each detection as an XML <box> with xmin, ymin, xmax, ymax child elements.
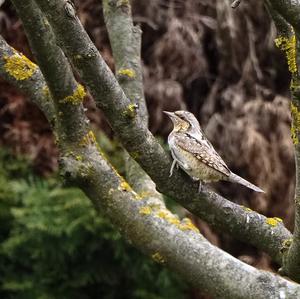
<box><xmin>168</xmin><ymin>135</ymin><xmax>226</xmax><ymax>182</ymax></box>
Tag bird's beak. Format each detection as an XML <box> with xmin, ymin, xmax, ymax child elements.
<box><xmin>163</xmin><ymin>111</ymin><xmax>175</xmax><ymax>118</ymax></box>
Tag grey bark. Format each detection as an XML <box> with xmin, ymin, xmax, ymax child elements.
<box><xmin>0</xmin><ymin>35</ymin><xmax>55</xmax><ymax>124</ymax></box>
<box><xmin>11</xmin><ymin>0</ymin><xmax>89</xmax><ymax>150</ymax></box>
<box><xmin>264</xmin><ymin>0</ymin><xmax>300</xmax><ymax>281</ymax></box>
<box><xmin>33</xmin><ymin>0</ymin><xmax>291</xmax><ymax>264</ymax></box>
<box><xmin>1</xmin><ymin>1</ymin><xmax>300</xmax><ymax>297</ymax></box>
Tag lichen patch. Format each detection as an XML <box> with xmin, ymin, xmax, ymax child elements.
<box><xmin>122</xmin><ymin>103</ymin><xmax>138</xmax><ymax>118</ymax></box>
<box><xmin>242</xmin><ymin>206</ymin><xmax>252</xmax><ymax>212</ymax></box>
<box><xmin>266</xmin><ymin>217</ymin><xmax>280</xmax><ymax>227</ymax></box>
<box><xmin>151</xmin><ymin>252</ymin><xmax>165</xmax><ymax>264</ymax></box>
<box><xmin>139</xmin><ymin>206</ymin><xmax>152</xmax><ymax>215</ymax></box>
<box><xmin>275</xmin><ymin>34</ymin><xmax>297</xmax><ymax>74</ymax></box>
<box><xmin>79</xmin><ymin>130</ymin><xmax>96</xmax><ymax>147</ymax></box>
<box><xmin>4</xmin><ymin>52</ymin><xmax>37</xmax><ymax>80</ymax></box>
<box><xmin>119</xmin><ymin>181</ymin><xmax>132</xmax><ymax>192</ymax></box>
<box><xmin>178</xmin><ymin>218</ymin><xmax>199</xmax><ymax>232</ymax></box>
<box><xmin>290</xmin><ymin>102</ymin><xmax>300</xmax><ymax>144</ymax></box>
<box><xmin>117</xmin><ymin>68</ymin><xmax>136</xmax><ymax>78</ymax></box>
<box><xmin>60</xmin><ymin>84</ymin><xmax>86</xmax><ymax>105</ymax></box>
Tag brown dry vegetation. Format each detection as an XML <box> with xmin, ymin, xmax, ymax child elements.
<box><xmin>0</xmin><ymin>0</ymin><xmax>294</xmax><ymax>283</ymax></box>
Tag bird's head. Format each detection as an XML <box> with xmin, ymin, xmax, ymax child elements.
<box><xmin>163</xmin><ymin>110</ymin><xmax>201</xmax><ymax>133</ymax></box>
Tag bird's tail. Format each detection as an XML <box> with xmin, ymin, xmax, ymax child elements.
<box><xmin>228</xmin><ymin>172</ymin><xmax>264</xmax><ymax>193</ymax></box>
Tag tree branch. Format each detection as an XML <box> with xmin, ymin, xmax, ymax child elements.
<box><xmin>102</xmin><ymin>0</ymin><xmax>161</xmax><ymax>198</ymax></box>
<box><xmin>11</xmin><ymin>0</ymin><xmax>89</xmax><ymax>150</ymax></box>
<box><xmin>103</xmin><ymin>0</ymin><xmax>148</xmax><ymax>124</ymax></box>
<box><xmin>61</xmin><ymin>135</ymin><xmax>300</xmax><ymax>299</ymax></box>
<box><xmin>265</xmin><ymin>0</ymin><xmax>300</xmax><ymax>281</ymax></box>
<box><xmin>267</xmin><ymin>0</ymin><xmax>300</xmax><ymax>35</ymax></box>
<box><xmin>6</xmin><ymin>0</ymin><xmax>300</xmax><ymax>295</ymax></box>
<box><xmin>0</xmin><ymin>35</ymin><xmax>55</xmax><ymax>124</ymax></box>
<box><xmin>33</xmin><ymin>0</ymin><xmax>292</xmax><ymax>265</ymax></box>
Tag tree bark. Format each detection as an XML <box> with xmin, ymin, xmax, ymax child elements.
<box><xmin>265</xmin><ymin>0</ymin><xmax>300</xmax><ymax>281</ymax></box>
<box><xmin>32</xmin><ymin>0</ymin><xmax>292</xmax><ymax>264</ymax></box>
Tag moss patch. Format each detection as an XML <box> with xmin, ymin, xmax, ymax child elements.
<box><xmin>4</xmin><ymin>52</ymin><xmax>37</xmax><ymax>80</ymax></box>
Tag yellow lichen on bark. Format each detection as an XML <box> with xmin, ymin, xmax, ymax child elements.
<box><xmin>178</xmin><ymin>218</ymin><xmax>199</xmax><ymax>232</ymax></box>
<box><xmin>130</xmin><ymin>151</ymin><xmax>140</xmax><ymax>160</ymax></box>
<box><xmin>275</xmin><ymin>34</ymin><xmax>297</xmax><ymax>74</ymax></box>
<box><xmin>290</xmin><ymin>102</ymin><xmax>300</xmax><ymax>144</ymax></box>
<box><xmin>4</xmin><ymin>52</ymin><xmax>37</xmax><ymax>80</ymax></box>
<box><xmin>79</xmin><ymin>130</ymin><xmax>96</xmax><ymax>147</ymax></box>
<box><xmin>137</xmin><ymin>191</ymin><xmax>156</xmax><ymax>199</ymax></box>
<box><xmin>119</xmin><ymin>181</ymin><xmax>133</xmax><ymax>192</ymax></box>
<box><xmin>75</xmin><ymin>155</ymin><xmax>83</xmax><ymax>161</ymax></box>
<box><xmin>117</xmin><ymin>68</ymin><xmax>136</xmax><ymax>78</ymax></box>
<box><xmin>242</xmin><ymin>206</ymin><xmax>252</xmax><ymax>212</ymax></box>
<box><xmin>282</xmin><ymin>238</ymin><xmax>293</xmax><ymax>248</ymax></box>
<box><xmin>151</xmin><ymin>252</ymin><xmax>165</xmax><ymax>264</ymax></box>
<box><xmin>139</xmin><ymin>206</ymin><xmax>152</xmax><ymax>215</ymax></box>
<box><xmin>60</xmin><ymin>84</ymin><xmax>86</xmax><ymax>105</ymax></box>
<box><xmin>156</xmin><ymin>210</ymin><xmax>180</xmax><ymax>225</ymax></box>
<box><xmin>42</xmin><ymin>85</ymin><xmax>50</xmax><ymax>97</ymax></box>
<box><xmin>122</xmin><ymin>103</ymin><xmax>138</xmax><ymax>118</ymax></box>
<box><xmin>266</xmin><ymin>217</ymin><xmax>280</xmax><ymax>227</ymax></box>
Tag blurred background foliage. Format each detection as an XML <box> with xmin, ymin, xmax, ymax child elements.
<box><xmin>0</xmin><ymin>0</ymin><xmax>296</xmax><ymax>298</ymax></box>
<box><xmin>0</xmin><ymin>146</ymin><xmax>186</xmax><ymax>299</ymax></box>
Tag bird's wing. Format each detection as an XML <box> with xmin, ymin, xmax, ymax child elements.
<box><xmin>175</xmin><ymin>133</ymin><xmax>231</xmax><ymax>177</ymax></box>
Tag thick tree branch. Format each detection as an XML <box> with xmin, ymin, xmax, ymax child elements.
<box><xmin>11</xmin><ymin>0</ymin><xmax>89</xmax><ymax>150</ymax></box>
<box><xmin>61</xmin><ymin>139</ymin><xmax>300</xmax><ymax>299</ymax></box>
<box><xmin>6</xmin><ymin>0</ymin><xmax>300</xmax><ymax>295</ymax></box>
<box><xmin>0</xmin><ymin>35</ymin><xmax>55</xmax><ymax>124</ymax></box>
<box><xmin>267</xmin><ymin>0</ymin><xmax>300</xmax><ymax>35</ymax></box>
<box><xmin>1</xmin><ymin>49</ymin><xmax>298</xmax><ymax>299</ymax></box>
<box><xmin>265</xmin><ymin>0</ymin><xmax>300</xmax><ymax>281</ymax></box>
<box><xmin>33</xmin><ymin>0</ymin><xmax>292</xmax><ymax>264</ymax></box>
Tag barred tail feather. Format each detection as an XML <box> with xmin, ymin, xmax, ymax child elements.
<box><xmin>228</xmin><ymin>172</ymin><xmax>264</xmax><ymax>193</ymax></box>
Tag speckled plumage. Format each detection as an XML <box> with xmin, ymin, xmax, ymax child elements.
<box><xmin>164</xmin><ymin>110</ymin><xmax>264</xmax><ymax>193</ymax></box>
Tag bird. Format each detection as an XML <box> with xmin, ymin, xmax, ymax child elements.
<box><xmin>164</xmin><ymin>110</ymin><xmax>264</xmax><ymax>193</ymax></box>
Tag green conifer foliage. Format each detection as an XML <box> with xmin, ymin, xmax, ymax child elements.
<box><xmin>0</xmin><ymin>149</ymin><xmax>186</xmax><ymax>299</ymax></box>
